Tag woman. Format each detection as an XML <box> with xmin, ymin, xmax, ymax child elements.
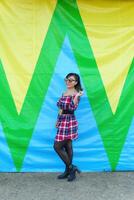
<box><xmin>53</xmin><ymin>73</ymin><xmax>83</xmax><ymax>181</ymax></box>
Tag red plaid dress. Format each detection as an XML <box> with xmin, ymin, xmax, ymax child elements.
<box><xmin>55</xmin><ymin>94</ymin><xmax>80</xmax><ymax>142</ymax></box>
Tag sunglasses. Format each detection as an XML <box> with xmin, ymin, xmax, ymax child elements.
<box><xmin>64</xmin><ymin>78</ymin><xmax>76</xmax><ymax>83</ymax></box>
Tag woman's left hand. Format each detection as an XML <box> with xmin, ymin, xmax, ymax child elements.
<box><xmin>76</xmin><ymin>91</ymin><xmax>84</xmax><ymax>97</ymax></box>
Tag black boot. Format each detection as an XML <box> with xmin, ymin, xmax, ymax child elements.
<box><xmin>57</xmin><ymin>166</ymin><xmax>69</xmax><ymax>179</ymax></box>
<box><xmin>67</xmin><ymin>165</ymin><xmax>76</xmax><ymax>182</ymax></box>
<box><xmin>73</xmin><ymin>165</ymin><xmax>81</xmax><ymax>174</ymax></box>
<box><xmin>67</xmin><ymin>165</ymin><xmax>81</xmax><ymax>182</ymax></box>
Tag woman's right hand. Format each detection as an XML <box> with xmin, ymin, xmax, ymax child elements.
<box><xmin>58</xmin><ymin>109</ymin><xmax>63</xmax><ymax>115</ymax></box>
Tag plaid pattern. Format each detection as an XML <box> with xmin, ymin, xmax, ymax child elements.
<box><xmin>57</xmin><ymin>94</ymin><xmax>79</xmax><ymax>111</ymax></box>
<box><xmin>55</xmin><ymin>95</ymin><xmax>80</xmax><ymax>142</ymax></box>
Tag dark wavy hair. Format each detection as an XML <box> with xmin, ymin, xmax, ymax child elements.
<box><xmin>66</xmin><ymin>73</ymin><xmax>83</xmax><ymax>92</ymax></box>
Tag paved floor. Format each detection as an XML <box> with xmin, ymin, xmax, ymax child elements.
<box><xmin>0</xmin><ymin>172</ymin><xmax>133</xmax><ymax>200</ymax></box>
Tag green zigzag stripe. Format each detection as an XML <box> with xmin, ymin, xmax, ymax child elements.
<box><xmin>0</xmin><ymin>0</ymin><xmax>134</xmax><ymax>171</ymax></box>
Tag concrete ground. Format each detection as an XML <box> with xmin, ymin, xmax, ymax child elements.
<box><xmin>0</xmin><ymin>172</ymin><xmax>133</xmax><ymax>200</ymax></box>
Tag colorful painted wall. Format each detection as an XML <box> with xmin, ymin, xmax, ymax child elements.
<box><xmin>0</xmin><ymin>0</ymin><xmax>134</xmax><ymax>172</ymax></box>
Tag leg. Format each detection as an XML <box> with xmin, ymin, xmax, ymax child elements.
<box><xmin>53</xmin><ymin>140</ymin><xmax>70</xmax><ymax>166</ymax></box>
<box><xmin>65</xmin><ymin>140</ymin><xmax>81</xmax><ymax>182</ymax></box>
<box><xmin>65</xmin><ymin>139</ymin><xmax>80</xmax><ymax>174</ymax></box>
<box><xmin>53</xmin><ymin>140</ymin><xmax>70</xmax><ymax>179</ymax></box>
<box><xmin>64</xmin><ymin>139</ymin><xmax>73</xmax><ymax>165</ymax></box>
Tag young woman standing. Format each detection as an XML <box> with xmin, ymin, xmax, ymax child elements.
<box><xmin>54</xmin><ymin>73</ymin><xmax>83</xmax><ymax>181</ymax></box>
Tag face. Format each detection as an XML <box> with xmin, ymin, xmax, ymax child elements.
<box><xmin>64</xmin><ymin>75</ymin><xmax>77</xmax><ymax>89</ymax></box>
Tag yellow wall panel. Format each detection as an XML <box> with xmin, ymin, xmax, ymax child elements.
<box><xmin>0</xmin><ymin>0</ymin><xmax>57</xmax><ymax>112</ymax></box>
<box><xmin>77</xmin><ymin>0</ymin><xmax>134</xmax><ymax>112</ymax></box>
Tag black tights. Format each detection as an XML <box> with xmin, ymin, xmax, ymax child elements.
<box><xmin>53</xmin><ymin>140</ymin><xmax>73</xmax><ymax>168</ymax></box>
